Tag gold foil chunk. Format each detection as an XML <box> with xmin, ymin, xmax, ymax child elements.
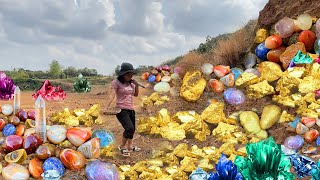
<box><xmin>272</xmin><ymin>95</ymin><xmax>296</xmax><ymax>107</ymax></box>
<box><xmin>299</xmin><ymin>76</ymin><xmax>320</xmax><ymax>93</ymax></box>
<box><xmin>246</xmin><ymin>80</ymin><xmax>275</xmax><ymax>98</ymax></box>
<box><xmin>235</xmin><ymin>72</ymin><xmax>260</xmax><ymax>88</ymax></box>
<box><xmin>258</xmin><ymin>61</ymin><xmax>283</xmax><ymax>82</ymax></box>
<box><xmin>201</xmin><ymin>102</ymin><xmax>226</xmax><ymax>124</ymax></box>
<box><xmin>180</xmin><ymin>71</ymin><xmax>206</xmax><ymax>102</ymax></box>
<box><xmin>278</xmin><ymin>111</ymin><xmax>295</xmax><ymax>123</ymax></box>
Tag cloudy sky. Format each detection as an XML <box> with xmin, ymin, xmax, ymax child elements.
<box><xmin>0</xmin><ymin>0</ymin><xmax>268</xmax><ymax>75</ymax></box>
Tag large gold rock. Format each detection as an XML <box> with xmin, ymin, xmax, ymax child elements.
<box><xmin>278</xmin><ymin>111</ymin><xmax>295</xmax><ymax>123</ymax></box>
<box><xmin>198</xmin><ymin>158</ymin><xmax>214</xmax><ymax>171</ymax></box>
<box><xmin>296</xmin><ymin>106</ymin><xmax>318</xmax><ymax>118</ymax></box>
<box><xmin>308</xmin><ymin>63</ymin><xmax>320</xmax><ymax>79</ymax></box>
<box><xmin>272</xmin><ymin>95</ymin><xmax>296</xmax><ymax>107</ymax></box>
<box><xmin>258</xmin><ymin>61</ymin><xmax>283</xmax><ymax>82</ymax></box>
<box><xmin>163</xmin><ymin>153</ymin><xmax>179</xmax><ymax>166</ymax></box>
<box><xmin>172</xmin><ymin>111</ymin><xmax>198</xmax><ymax>124</ymax></box>
<box><xmin>260</xmin><ymin>105</ymin><xmax>281</xmax><ymax>129</ymax></box>
<box><xmin>240</xmin><ymin>111</ymin><xmax>261</xmax><ymax>134</ymax></box>
<box><xmin>188</xmin><ymin>145</ymin><xmax>206</xmax><ymax>158</ymax></box>
<box><xmin>212</xmin><ymin>122</ymin><xmax>242</xmax><ymax>143</ymax></box>
<box><xmin>172</xmin><ymin>143</ymin><xmax>189</xmax><ymax>158</ymax></box>
<box><xmin>159</xmin><ymin>122</ymin><xmax>185</xmax><ymax>140</ymax></box>
<box><xmin>219</xmin><ymin>142</ymin><xmax>236</xmax><ymax>156</ymax></box>
<box><xmin>235</xmin><ymin>72</ymin><xmax>260</xmax><ymax>88</ymax></box>
<box><xmin>240</xmin><ymin>111</ymin><xmax>267</xmax><ymax>139</ymax></box>
<box><xmin>246</xmin><ymin>80</ymin><xmax>275</xmax><ymax>98</ymax></box>
<box><xmin>180</xmin><ymin>156</ymin><xmax>197</xmax><ymax>172</ymax></box>
<box><xmin>299</xmin><ymin>76</ymin><xmax>320</xmax><ymax>93</ymax></box>
<box><xmin>180</xmin><ymin>71</ymin><xmax>206</xmax><ymax>102</ymax></box>
<box><xmin>157</xmin><ymin>109</ymin><xmax>171</xmax><ymax>126</ymax></box>
<box><xmin>255</xmin><ymin>28</ymin><xmax>269</xmax><ymax>43</ymax></box>
<box><xmin>276</xmin><ymin>71</ymin><xmax>302</xmax><ymax>96</ymax></box>
<box><xmin>201</xmin><ymin>102</ymin><xmax>225</xmax><ymax>124</ymax></box>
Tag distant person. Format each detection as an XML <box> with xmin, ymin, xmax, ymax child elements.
<box><xmin>106</xmin><ymin>62</ymin><xmax>141</xmax><ymax>157</ymax></box>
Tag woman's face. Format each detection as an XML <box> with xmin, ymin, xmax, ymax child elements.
<box><xmin>123</xmin><ymin>72</ymin><xmax>133</xmax><ymax>82</ymax></box>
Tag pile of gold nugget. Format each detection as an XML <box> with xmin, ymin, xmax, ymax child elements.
<box><xmin>50</xmin><ymin>104</ymin><xmax>103</xmax><ymax>126</ymax></box>
<box><xmin>118</xmin><ymin>141</ymin><xmax>246</xmax><ymax>180</ymax></box>
<box><xmin>141</xmin><ymin>92</ymin><xmax>170</xmax><ymax>107</ymax></box>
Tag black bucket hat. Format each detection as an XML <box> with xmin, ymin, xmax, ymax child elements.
<box><xmin>118</xmin><ymin>62</ymin><xmax>135</xmax><ymax>76</ymax></box>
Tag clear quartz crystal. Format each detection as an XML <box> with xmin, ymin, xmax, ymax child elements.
<box><xmin>13</xmin><ymin>86</ymin><xmax>21</xmax><ymax>114</ymax></box>
<box><xmin>35</xmin><ymin>95</ymin><xmax>46</xmax><ymax>142</ymax></box>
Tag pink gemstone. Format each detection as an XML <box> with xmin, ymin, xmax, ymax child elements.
<box><xmin>161</xmin><ymin>65</ymin><xmax>170</xmax><ymax>71</ymax></box>
<box><xmin>315</xmin><ymin>89</ymin><xmax>320</xmax><ymax>97</ymax></box>
<box><xmin>304</xmin><ymin>129</ymin><xmax>319</xmax><ymax>142</ymax></box>
<box><xmin>16</xmin><ymin>109</ymin><xmax>27</xmax><ymax>122</ymax></box>
<box><xmin>316</xmin><ymin>57</ymin><xmax>320</xmax><ymax>64</ymax></box>
<box><xmin>301</xmin><ymin>117</ymin><xmax>316</xmax><ymax>128</ymax></box>
<box><xmin>5</xmin><ymin>135</ymin><xmax>24</xmax><ymax>152</ymax></box>
<box><xmin>27</xmin><ymin>110</ymin><xmax>36</xmax><ymax>120</ymax></box>
<box><xmin>23</xmin><ymin>134</ymin><xmax>44</xmax><ymax>154</ymax></box>
<box><xmin>66</xmin><ymin>127</ymin><xmax>92</xmax><ymax>146</ymax></box>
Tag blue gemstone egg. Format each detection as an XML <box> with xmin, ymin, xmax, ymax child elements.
<box><xmin>43</xmin><ymin>157</ymin><xmax>65</xmax><ymax>177</ymax></box>
<box><xmin>85</xmin><ymin>160</ymin><xmax>118</xmax><ymax>180</ymax></box>
<box><xmin>92</xmin><ymin>129</ymin><xmax>115</xmax><ymax>148</ymax></box>
<box><xmin>255</xmin><ymin>42</ymin><xmax>270</xmax><ymax>61</ymax></box>
<box><xmin>223</xmin><ymin>88</ymin><xmax>246</xmax><ymax>105</ymax></box>
<box><xmin>230</xmin><ymin>68</ymin><xmax>243</xmax><ymax>80</ymax></box>
<box><xmin>2</xmin><ymin>124</ymin><xmax>16</xmax><ymax>136</ymax></box>
<box><xmin>148</xmin><ymin>74</ymin><xmax>156</xmax><ymax>83</ymax></box>
<box><xmin>316</xmin><ymin>136</ymin><xmax>320</xmax><ymax>146</ymax></box>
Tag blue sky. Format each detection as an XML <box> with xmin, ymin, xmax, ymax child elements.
<box><xmin>0</xmin><ymin>0</ymin><xmax>268</xmax><ymax>75</ymax></box>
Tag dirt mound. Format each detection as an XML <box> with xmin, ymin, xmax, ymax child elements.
<box><xmin>258</xmin><ymin>0</ymin><xmax>320</xmax><ymax>26</ymax></box>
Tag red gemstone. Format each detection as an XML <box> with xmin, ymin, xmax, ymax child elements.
<box><xmin>15</xmin><ymin>124</ymin><xmax>25</xmax><ymax>136</ymax></box>
<box><xmin>304</xmin><ymin>129</ymin><xmax>319</xmax><ymax>142</ymax></box>
<box><xmin>298</xmin><ymin>30</ymin><xmax>316</xmax><ymax>52</ymax></box>
<box><xmin>16</xmin><ymin>110</ymin><xmax>27</xmax><ymax>122</ymax></box>
<box><xmin>5</xmin><ymin>135</ymin><xmax>24</xmax><ymax>152</ymax></box>
<box><xmin>24</xmin><ymin>134</ymin><xmax>44</xmax><ymax>154</ymax></box>
<box><xmin>29</xmin><ymin>158</ymin><xmax>44</xmax><ymax>178</ymax></box>
<box><xmin>301</xmin><ymin>117</ymin><xmax>316</xmax><ymax>128</ymax></box>
<box><xmin>0</xmin><ymin>119</ymin><xmax>5</xmax><ymax>131</ymax></box>
<box><xmin>60</xmin><ymin>149</ymin><xmax>86</xmax><ymax>170</ymax></box>
<box><xmin>27</xmin><ymin>110</ymin><xmax>36</xmax><ymax>120</ymax></box>
<box><xmin>67</xmin><ymin>127</ymin><xmax>92</xmax><ymax>146</ymax></box>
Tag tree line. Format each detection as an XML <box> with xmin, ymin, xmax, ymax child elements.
<box><xmin>5</xmin><ymin>60</ymin><xmax>100</xmax><ymax>79</ymax></box>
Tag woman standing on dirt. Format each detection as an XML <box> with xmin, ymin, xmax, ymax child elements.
<box><xmin>109</xmin><ymin>62</ymin><xmax>141</xmax><ymax>157</ymax></box>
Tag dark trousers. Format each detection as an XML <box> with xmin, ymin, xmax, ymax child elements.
<box><xmin>116</xmin><ymin>109</ymin><xmax>136</xmax><ymax>139</ymax></box>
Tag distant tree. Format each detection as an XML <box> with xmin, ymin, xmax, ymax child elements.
<box><xmin>114</xmin><ymin>65</ymin><xmax>120</xmax><ymax>76</ymax></box>
<box><xmin>63</xmin><ymin>66</ymin><xmax>78</xmax><ymax>78</ymax></box>
<box><xmin>89</xmin><ymin>69</ymin><xmax>98</xmax><ymax>76</ymax></box>
<box><xmin>10</xmin><ymin>68</ymin><xmax>29</xmax><ymax>79</ymax></box>
<box><xmin>49</xmin><ymin>60</ymin><xmax>63</xmax><ymax>79</ymax></box>
<box><xmin>33</xmin><ymin>71</ymin><xmax>49</xmax><ymax>79</ymax></box>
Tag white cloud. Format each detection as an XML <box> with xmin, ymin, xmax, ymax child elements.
<box><xmin>0</xmin><ymin>0</ymin><xmax>268</xmax><ymax>75</ymax></box>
